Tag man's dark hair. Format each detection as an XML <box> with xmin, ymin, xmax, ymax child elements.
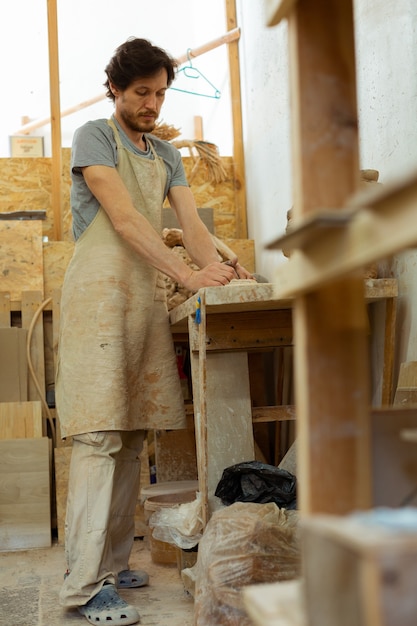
<box><xmin>104</xmin><ymin>37</ymin><xmax>177</xmax><ymax>101</ymax></box>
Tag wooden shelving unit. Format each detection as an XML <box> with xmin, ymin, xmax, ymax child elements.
<box><xmin>241</xmin><ymin>1</ymin><xmax>417</xmax><ymax>624</ymax></box>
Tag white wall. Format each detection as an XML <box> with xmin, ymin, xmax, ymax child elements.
<box><xmin>236</xmin><ymin>2</ymin><xmax>292</xmax><ymax>281</ymax></box>
<box><xmin>354</xmin><ymin>0</ymin><xmax>417</xmax><ymax>376</ymax></box>
<box><xmin>237</xmin><ymin>0</ymin><xmax>417</xmax><ymax>391</ymax></box>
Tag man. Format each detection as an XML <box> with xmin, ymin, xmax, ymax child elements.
<box><xmin>56</xmin><ymin>37</ymin><xmax>252</xmax><ymax>625</ymax></box>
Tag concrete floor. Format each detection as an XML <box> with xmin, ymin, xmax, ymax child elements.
<box><xmin>0</xmin><ymin>537</ymin><xmax>194</xmax><ymax>626</ymax></box>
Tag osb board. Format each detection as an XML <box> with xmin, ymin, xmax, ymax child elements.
<box><xmin>0</xmin><ymin>437</ymin><xmax>51</xmax><ymax>551</ymax></box>
<box><xmin>222</xmin><ymin>238</ymin><xmax>255</xmax><ymax>273</ymax></box>
<box><xmin>54</xmin><ymin>438</ymin><xmax>150</xmax><ymax>544</ymax></box>
<box><xmin>0</xmin><ymin>220</ymin><xmax>43</xmax><ymax>299</ymax></box>
<box><xmin>0</xmin><ymin>401</ymin><xmax>42</xmax><ymax>439</ymax></box>
<box><xmin>0</xmin><ymin>150</ymin><xmax>238</xmax><ymax>242</ymax></box>
<box><xmin>43</xmin><ymin>240</ymin><xmax>74</xmax><ymax>299</ymax></box>
<box><xmin>0</xmin><ymin>157</ymin><xmax>52</xmax><ymax>224</ymax></box>
<box><xmin>180</xmin><ymin>156</ymin><xmax>238</xmax><ymax>240</ymax></box>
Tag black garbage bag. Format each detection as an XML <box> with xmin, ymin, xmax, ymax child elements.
<box><xmin>215</xmin><ymin>460</ymin><xmax>297</xmax><ymax>509</ymax></box>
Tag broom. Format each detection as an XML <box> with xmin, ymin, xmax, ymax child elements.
<box><xmin>151</xmin><ymin>123</ymin><xmax>228</xmax><ymax>184</ymax></box>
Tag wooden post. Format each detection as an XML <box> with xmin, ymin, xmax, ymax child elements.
<box><xmin>225</xmin><ymin>0</ymin><xmax>248</xmax><ymax>239</ymax></box>
<box><xmin>194</xmin><ymin>115</ymin><xmax>204</xmax><ymax>140</ymax></box>
<box><xmin>46</xmin><ymin>0</ymin><xmax>63</xmax><ymax>241</ymax></box>
<box><xmin>288</xmin><ymin>0</ymin><xmax>372</xmax><ymax>514</ymax></box>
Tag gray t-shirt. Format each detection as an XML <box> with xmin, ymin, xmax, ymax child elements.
<box><xmin>70</xmin><ymin>116</ymin><xmax>188</xmax><ymax>240</ymax></box>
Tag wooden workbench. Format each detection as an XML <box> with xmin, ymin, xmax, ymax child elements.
<box><xmin>169</xmin><ymin>278</ymin><xmax>397</xmax><ymax>525</ymax></box>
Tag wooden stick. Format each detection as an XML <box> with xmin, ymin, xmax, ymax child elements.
<box><xmin>225</xmin><ymin>0</ymin><xmax>248</xmax><ymax>239</ymax></box>
<box><xmin>46</xmin><ymin>0</ymin><xmax>63</xmax><ymax>240</ymax></box>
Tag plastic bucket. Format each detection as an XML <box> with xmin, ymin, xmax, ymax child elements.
<box><xmin>144</xmin><ymin>489</ymin><xmax>197</xmax><ymax>565</ymax></box>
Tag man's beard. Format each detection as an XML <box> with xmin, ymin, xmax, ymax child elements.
<box><xmin>120</xmin><ymin>109</ymin><xmax>157</xmax><ymax>133</ymax></box>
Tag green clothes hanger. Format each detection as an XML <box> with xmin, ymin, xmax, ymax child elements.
<box><xmin>170</xmin><ymin>49</ymin><xmax>221</xmax><ymax>99</ymax></box>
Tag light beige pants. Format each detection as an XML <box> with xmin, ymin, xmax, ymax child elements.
<box><xmin>59</xmin><ymin>430</ymin><xmax>145</xmax><ymax>607</ymax></box>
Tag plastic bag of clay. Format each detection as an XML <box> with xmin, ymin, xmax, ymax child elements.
<box><xmin>149</xmin><ymin>491</ymin><xmax>204</xmax><ymax>549</ymax></box>
<box><xmin>194</xmin><ymin>501</ymin><xmax>301</xmax><ymax>626</ymax></box>
<box><xmin>215</xmin><ymin>460</ymin><xmax>297</xmax><ymax>509</ymax></box>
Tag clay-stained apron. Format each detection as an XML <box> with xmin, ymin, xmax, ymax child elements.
<box><xmin>56</xmin><ymin>120</ymin><xmax>186</xmax><ymax>438</ymax></box>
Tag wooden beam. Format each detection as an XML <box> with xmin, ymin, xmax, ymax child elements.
<box><xmin>252</xmin><ymin>405</ymin><xmax>296</xmax><ymax>422</ymax></box>
<box><xmin>265</xmin><ymin>0</ymin><xmax>298</xmax><ymax>26</ymax></box>
<box><xmin>177</xmin><ymin>26</ymin><xmax>241</xmax><ymax>64</ymax></box>
<box><xmin>288</xmin><ymin>0</ymin><xmax>372</xmax><ymax>515</ymax></box>
<box><xmin>203</xmin><ymin>309</ymin><xmax>292</xmax><ymax>351</ymax></box>
<box><xmin>269</xmin><ymin>169</ymin><xmax>417</xmax><ymax>297</ymax></box>
<box><xmin>15</xmin><ymin>28</ymin><xmax>242</xmax><ymax>136</ymax></box>
<box><xmin>46</xmin><ymin>0</ymin><xmax>63</xmax><ymax>241</ymax></box>
<box><xmin>225</xmin><ymin>0</ymin><xmax>248</xmax><ymax>238</ymax></box>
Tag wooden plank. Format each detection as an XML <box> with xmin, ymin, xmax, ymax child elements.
<box><xmin>203</xmin><ymin>309</ymin><xmax>293</xmax><ymax>351</ymax></box>
<box><xmin>0</xmin><ymin>401</ymin><xmax>43</xmax><ymax>439</ymax></box>
<box><xmin>364</xmin><ymin>278</ymin><xmax>397</xmax><ymax>300</ymax></box>
<box><xmin>0</xmin><ymin>328</ymin><xmax>28</xmax><ymax>402</ymax></box>
<box><xmin>288</xmin><ymin>0</ymin><xmax>371</xmax><ymax>514</ymax></box>
<box><xmin>225</xmin><ymin>0</ymin><xmax>248</xmax><ymax>238</ymax></box>
<box><xmin>188</xmin><ymin>295</ymin><xmax>255</xmax><ymax>524</ymax></box>
<box><xmin>188</xmin><ymin>312</ymin><xmax>209</xmax><ymax>524</ymax></box>
<box><xmin>0</xmin><ymin>292</ymin><xmax>11</xmax><ymax>327</ymax></box>
<box><xmin>46</xmin><ymin>0</ymin><xmax>63</xmax><ymax>240</ymax></box>
<box><xmin>170</xmin><ymin>283</ymin><xmax>292</xmax><ymax>330</ymax></box>
<box><xmin>243</xmin><ymin>579</ymin><xmax>306</xmax><ymax>626</ymax></box>
<box><xmin>0</xmin><ymin>437</ymin><xmax>51</xmax><ymax>550</ymax></box>
<box><xmin>393</xmin><ymin>361</ymin><xmax>417</xmax><ymax>406</ymax></box>
<box><xmin>381</xmin><ymin>296</ymin><xmax>397</xmax><ymax>405</ymax></box>
<box><xmin>265</xmin><ymin>0</ymin><xmax>298</xmax><ymax>26</ymax></box>
<box><xmin>268</xmin><ymin>207</ymin><xmax>355</xmax><ymax>251</ymax></box>
<box><xmin>194</xmin><ymin>115</ymin><xmax>204</xmax><ymax>140</ymax></box>
<box><xmin>270</xmin><ymin>170</ymin><xmax>417</xmax><ymax>298</ymax></box>
<box><xmin>0</xmin><ymin>210</ymin><xmax>46</xmax><ymax>220</ymax></box>
<box><xmin>252</xmin><ymin>405</ymin><xmax>296</xmax><ymax>423</ymax></box>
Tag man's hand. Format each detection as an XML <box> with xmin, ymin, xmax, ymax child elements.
<box><xmin>223</xmin><ymin>257</ymin><xmax>254</xmax><ymax>280</ymax></box>
<box><xmin>183</xmin><ymin>262</ymin><xmax>237</xmax><ymax>291</ymax></box>
<box><xmin>183</xmin><ymin>258</ymin><xmax>255</xmax><ymax>292</ymax></box>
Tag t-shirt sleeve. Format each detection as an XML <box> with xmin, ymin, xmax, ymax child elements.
<box><xmin>71</xmin><ymin>120</ymin><xmax>117</xmax><ymax>173</ymax></box>
<box><xmin>169</xmin><ymin>147</ymin><xmax>189</xmax><ymax>187</ymax></box>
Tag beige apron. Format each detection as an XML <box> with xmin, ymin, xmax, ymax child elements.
<box><xmin>56</xmin><ymin>119</ymin><xmax>186</xmax><ymax>438</ymax></box>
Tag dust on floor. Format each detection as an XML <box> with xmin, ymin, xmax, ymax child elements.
<box><xmin>0</xmin><ymin>536</ymin><xmax>194</xmax><ymax>626</ymax></box>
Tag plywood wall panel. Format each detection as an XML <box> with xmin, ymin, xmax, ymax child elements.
<box><xmin>181</xmin><ymin>157</ymin><xmax>238</xmax><ymax>239</ymax></box>
<box><xmin>43</xmin><ymin>240</ymin><xmax>74</xmax><ymax>299</ymax></box>
<box><xmin>0</xmin><ymin>150</ymin><xmax>239</xmax><ymax>242</ymax></box>
<box><xmin>0</xmin><ymin>221</ymin><xmax>43</xmax><ymax>299</ymax></box>
<box><xmin>0</xmin><ymin>401</ymin><xmax>43</xmax><ymax>439</ymax></box>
